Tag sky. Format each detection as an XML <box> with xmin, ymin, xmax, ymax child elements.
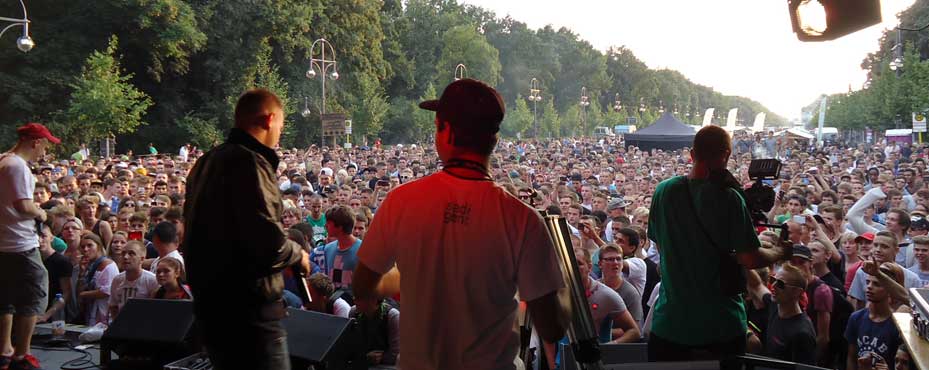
<box><xmin>459</xmin><ymin>0</ymin><xmax>915</xmax><ymax>121</ymax></box>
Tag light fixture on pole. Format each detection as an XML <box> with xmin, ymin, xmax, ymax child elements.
<box><xmin>658</xmin><ymin>100</ymin><xmax>665</xmax><ymax>114</ymax></box>
<box><xmin>301</xmin><ymin>96</ymin><xmax>311</xmax><ymax>118</ymax></box>
<box><xmin>454</xmin><ymin>63</ymin><xmax>468</xmax><ymax>81</ymax></box>
<box><xmin>306</xmin><ymin>38</ymin><xmax>340</xmax><ymax>147</ymax></box>
<box><xmin>0</xmin><ymin>0</ymin><xmax>34</xmax><ymax>52</ymax></box>
<box><xmin>613</xmin><ymin>93</ymin><xmax>622</xmax><ymax>112</ymax></box>
<box><xmin>528</xmin><ymin>77</ymin><xmax>542</xmax><ymax>137</ymax></box>
<box><xmin>638</xmin><ymin>98</ymin><xmax>646</xmax><ymax>113</ymax></box>
<box><xmin>579</xmin><ymin>87</ymin><xmax>590</xmax><ymax>137</ymax></box>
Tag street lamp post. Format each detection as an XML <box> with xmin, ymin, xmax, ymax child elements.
<box><xmin>613</xmin><ymin>93</ymin><xmax>622</xmax><ymax>112</ymax></box>
<box><xmin>301</xmin><ymin>96</ymin><xmax>312</xmax><ymax>118</ymax></box>
<box><xmin>579</xmin><ymin>87</ymin><xmax>590</xmax><ymax>137</ymax></box>
<box><xmin>0</xmin><ymin>0</ymin><xmax>34</xmax><ymax>52</ymax></box>
<box><xmin>306</xmin><ymin>38</ymin><xmax>340</xmax><ymax>147</ymax></box>
<box><xmin>454</xmin><ymin>63</ymin><xmax>468</xmax><ymax>81</ymax></box>
<box><xmin>529</xmin><ymin>78</ymin><xmax>542</xmax><ymax>137</ymax></box>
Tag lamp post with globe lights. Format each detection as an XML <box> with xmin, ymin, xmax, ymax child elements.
<box><xmin>306</xmin><ymin>38</ymin><xmax>340</xmax><ymax>147</ymax></box>
<box><xmin>613</xmin><ymin>93</ymin><xmax>622</xmax><ymax>113</ymax></box>
<box><xmin>301</xmin><ymin>96</ymin><xmax>312</xmax><ymax>118</ymax></box>
<box><xmin>579</xmin><ymin>87</ymin><xmax>590</xmax><ymax>137</ymax></box>
<box><xmin>454</xmin><ymin>63</ymin><xmax>468</xmax><ymax>81</ymax></box>
<box><xmin>0</xmin><ymin>0</ymin><xmax>34</xmax><ymax>52</ymax></box>
<box><xmin>528</xmin><ymin>78</ymin><xmax>542</xmax><ymax>137</ymax></box>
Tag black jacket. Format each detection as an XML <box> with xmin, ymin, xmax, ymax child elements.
<box><xmin>183</xmin><ymin>128</ymin><xmax>302</xmax><ymax>316</ymax></box>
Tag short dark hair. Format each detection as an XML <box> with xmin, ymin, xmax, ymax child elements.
<box><xmin>691</xmin><ymin>125</ymin><xmax>731</xmax><ymax>165</ymax></box>
<box><xmin>324</xmin><ymin>205</ymin><xmax>355</xmax><ymax>234</ymax></box>
<box><xmin>617</xmin><ymin>227</ymin><xmax>640</xmax><ymax>247</ymax></box>
<box><xmin>234</xmin><ymin>88</ymin><xmax>282</xmax><ymax>128</ymax></box>
<box><xmin>152</xmin><ymin>221</ymin><xmax>178</xmax><ymax>244</ymax></box>
<box><xmin>307</xmin><ymin>273</ymin><xmax>334</xmax><ymax>297</ymax></box>
<box><xmin>888</xmin><ymin>208</ymin><xmax>911</xmax><ymax>231</ymax></box>
<box><xmin>164</xmin><ymin>206</ymin><xmax>183</xmax><ymax>222</ymax></box>
<box><xmin>786</xmin><ymin>194</ymin><xmax>807</xmax><ymax>207</ymax></box>
<box><xmin>820</xmin><ymin>205</ymin><xmax>844</xmax><ymax>220</ymax></box>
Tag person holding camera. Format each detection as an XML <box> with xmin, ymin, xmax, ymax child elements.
<box><xmin>1</xmin><ymin>123</ymin><xmax>59</xmax><ymax>370</ymax></box>
<box><xmin>647</xmin><ymin>125</ymin><xmax>786</xmax><ymax>364</ymax></box>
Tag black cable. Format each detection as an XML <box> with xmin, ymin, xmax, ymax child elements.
<box><xmin>31</xmin><ymin>344</ymin><xmax>102</xmax><ymax>370</ymax></box>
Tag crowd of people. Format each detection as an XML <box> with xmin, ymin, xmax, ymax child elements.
<box><xmin>2</xmin><ymin>91</ymin><xmax>928</xmax><ymax>370</ymax></box>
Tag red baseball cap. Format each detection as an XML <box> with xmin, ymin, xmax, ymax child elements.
<box><xmin>855</xmin><ymin>232</ymin><xmax>875</xmax><ymax>242</ymax></box>
<box><xmin>17</xmin><ymin>123</ymin><xmax>61</xmax><ymax>144</ymax></box>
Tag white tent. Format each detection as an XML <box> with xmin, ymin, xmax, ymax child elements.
<box><xmin>775</xmin><ymin>128</ymin><xmax>814</xmax><ymax>139</ymax></box>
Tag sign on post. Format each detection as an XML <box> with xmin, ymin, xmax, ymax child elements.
<box><xmin>321</xmin><ymin>113</ymin><xmax>347</xmax><ymax>137</ymax></box>
<box><xmin>626</xmin><ymin>117</ymin><xmax>637</xmax><ymax>126</ymax></box>
<box><xmin>913</xmin><ymin>112</ymin><xmax>927</xmax><ymax>133</ymax></box>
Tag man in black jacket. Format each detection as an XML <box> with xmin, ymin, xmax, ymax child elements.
<box><xmin>184</xmin><ymin>89</ymin><xmax>309</xmax><ymax>370</ymax></box>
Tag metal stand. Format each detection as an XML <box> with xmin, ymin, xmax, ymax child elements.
<box><xmin>520</xmin><ymin>212</ymin><xmax>603</xmax><ymax>370</ymax></box>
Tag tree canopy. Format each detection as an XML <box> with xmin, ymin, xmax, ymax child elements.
<box><xmin>0</xmin><ymin>0</ymin><xmax>784</xmax><ymax>151</ymax></box>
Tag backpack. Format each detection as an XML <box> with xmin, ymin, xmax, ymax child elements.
<box><xmin>806</xmin><ymin>278</ymin><xmax>853</xmax><ymax>369</ymax></box>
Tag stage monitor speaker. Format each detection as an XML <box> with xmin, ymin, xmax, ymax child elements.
<box><xmin>281</xmin><ymin>308</ymin><xmax>365</xmax><ymax>370</ymax></box>
<box><xmin>101</xmin><ymin>299</ymin><xmax>197</xmax><ymax>370</ymax></box>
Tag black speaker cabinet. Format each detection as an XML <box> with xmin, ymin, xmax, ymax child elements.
<box><xmin>101</xmin><ymin>299</ymin><xmax>196</xmax><ymax>370</ymax></box>
<box><xmin>281</xmin><ymin>308</ymin><xmax>366</xmax><ymax>370</ymax></box>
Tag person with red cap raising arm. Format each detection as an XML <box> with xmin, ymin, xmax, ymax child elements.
<box><xmin>1</xmin><ymin>123</ymin><xmax>60</xmax><ymax>370</ymax></box>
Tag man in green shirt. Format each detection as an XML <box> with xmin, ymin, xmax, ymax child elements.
<box><xmin>648</xmin><ymin>125</ymin><xmax>786</xmax><ymax>365</ymax></box>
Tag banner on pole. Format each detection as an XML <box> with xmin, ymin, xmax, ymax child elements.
<box><xmin>912</xmin><ymin>112</ymin><xmax>927</xmax><ymax>133</ymax></box>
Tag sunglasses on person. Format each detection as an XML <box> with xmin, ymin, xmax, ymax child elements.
<box><xmin>518</xmin><ymin>194</ymin><xmax>532</xmax><ymax>200</ymax></box>
<box><xmin>769</xmin><ymin>276</ymin><xmax>801</xmax><ymax>290</ymax></box>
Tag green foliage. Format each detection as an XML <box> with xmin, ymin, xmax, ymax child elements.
<box><xmin>500</xmin><ymin>95</ymin><xmax>533</xmax><ymax>137</ymax></box>
<box><xmin>411</xmin><ymin>84</ymin><xmax>438</xmax><ymax>143</ymax></box>
<box><xmin>435</xmin><ymin>24</ymin><xmax>502</xmax><ymax>86</ymax></box>
<box><xmin>0</xmin><ymin>0</ymin><xmax>787</xmax><ymax>148</ymax></box>
<box><xmin>61</xmin><ymin>36</ymin><xmax>153</xmax><ymax>151</ymax></box>
<box><xmin>348</xmin><ymin>74</ymin><xmax>390</xmax><ymax>144</ymax></box>
<box><xmin>176</xmin><ymin>113</ymin><xmax>222</xmax><ymax>148</ymax></box>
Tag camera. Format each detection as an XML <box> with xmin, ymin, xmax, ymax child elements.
<box><xmin>743</xmin><ymin>159</ymin><xmax>782</xmax><ymax>224</ymax></box>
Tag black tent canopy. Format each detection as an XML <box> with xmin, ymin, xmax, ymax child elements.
<box><xmin>623</xmin><ymin>112</ymin><xmax>696</xmax><ymax>151</ymax></box>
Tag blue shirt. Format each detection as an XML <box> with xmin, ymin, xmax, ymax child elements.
<box><xmin>323</xmin><ymin>238</ymin><xmax>362</xmax><ymax>289</ymax></box>
<box><xmin>844</xmin><ymin>308</ymin><xmax>902</xmax><ymax>369</ymax></box>
<box><xmin>907</xmin><ymin>265</ymin><xmax>929</xmax><ymax>287</ymax></box>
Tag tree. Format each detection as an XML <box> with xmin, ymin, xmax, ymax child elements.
<box><xmin>411</xmin><ymin>83</ymin><xmax>438</xmax><ymax>143</ymax></box>
<box><xmin>500</xmin><ymin>95</ymin><xmax>533</xmax><ymax>137</ymax></box>
<box><xmin>349</xmin><ymin>74</ymin><xmax>389</xmax><ymax>144</ymax></box>
<box><xmin>435</xmin><ymin>24</ymin><xmax>502</xmax><ymax>87</ymax></box>
<box><xmin>230</xmin><ymin>43</ymin><xmax>295</xmax><ymax>146</ymax></box>
<box><xmin>61</xmin><ymin>35</ymin><xmax>153</xmax><ymax>150</ymax></box>
<box><xmin>539</xmin><ymin>99</ymin><xmax>561</xmax><ymax>138</ymax></box>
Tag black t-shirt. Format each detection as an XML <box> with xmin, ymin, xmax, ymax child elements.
<box><xmin>826</xmin><ymin>247</ymin><xmax>846</xmax><ymax>283</ymax></box>
<box><xmin>819</xmin><ymin>271</ymin><xmax>845</xmax><ymax>293</ymax></box>
<box><xmin>762</xmin><ymin>294</ymin><xmax>817</xmax><ymax>365</ymax></box>
<box><xmin>43</xmin><ymin>251</ymin><xmax>73</xmax><ymax>300</ymax></box>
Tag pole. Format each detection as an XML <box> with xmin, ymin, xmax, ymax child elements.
<box><xmin>896</xmin><ymin>28</ymin><xmax>902</xmax><ymax>78</ymax></box>
<box><xmin>321</xmin><ymin>44</ymin><xmax>326</xmax><ymax>148</ymax></box>
<box><xmin>817</xmin><ymin>96</ymin><xmax>827</xmax><ymax>147</ymax></box>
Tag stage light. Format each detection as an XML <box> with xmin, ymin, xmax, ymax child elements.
<box><xmin>789</xmin><ymin>0</ymin><xmax>882</xmax><ymax>41</ymax></box>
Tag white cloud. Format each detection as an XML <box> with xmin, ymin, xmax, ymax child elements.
<box><xmin>460</xmin><ymin>0</ymin><xmax>915</xmax><ymax>119</ymax></box>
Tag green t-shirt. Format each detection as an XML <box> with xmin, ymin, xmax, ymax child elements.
<box><xmin>306</xmin><ymin>213</ymin><xmax>327</xmax><ymax>245</ymax></box>
<box><xmin>774</xmin><ymin>213</ymin><xmax>792</xmax><ymax>224</ymax></box>
<box><xmin>647</xmin><ymin>176</ymin><xmax>760</xmax><ymax>346</ymax></box>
